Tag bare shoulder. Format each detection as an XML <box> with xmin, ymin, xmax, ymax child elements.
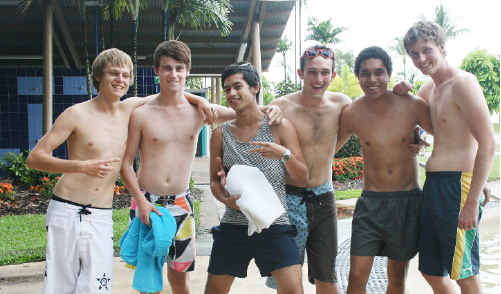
<box><xmin>452</xmin><ymin>70</ymin><xmax>480</xmax><ymax>92</ymax></box>
<box><xmin>326</xmin><ymin>91</ymin><xmax>351</xmax><ymax>106</ymax></box>
<box><xmin>271</xmin><ymin>92</ymin><xmax>300</xmax><ymax>108</ymax></box>
<box><xmin>120</xmin><ymin>94</ymin><xmax>156</xmax><ymax>110</ymax></box>
<box><xmin>272</xmin><ymin>117</ymin><xmax>295</xmax><ymax>134</ymax></box>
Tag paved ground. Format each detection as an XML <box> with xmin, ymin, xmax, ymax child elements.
<box><xmin>0</xmin><ymin>157</ymin><xmax>499</xmax><ymax>293</ymax></box>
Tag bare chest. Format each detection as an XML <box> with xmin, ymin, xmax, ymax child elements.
<box><xmin>353</xmin><ymin>105</ymin><xmax>416</xmax><ymax>147</ymax></box>
<box><xmin>142</xmin><ymin>108</ymin><xmax>202</xmax><ymax>146</ymax></box>
<box><xmin>429</xmin><ymin>88</ymin><xmax>462</xmax><ymax>132</ymax></box>
<box><xmin>70</xmin><ymin>117</ymin><xmax>129</xmax><ymax>158</ymax></box>
<box><xmin>287</xmin><ymin>106</ymin><xmax>340</xmax><ymax>144</ymax></box>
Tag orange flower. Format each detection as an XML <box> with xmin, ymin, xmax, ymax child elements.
<box><xmin>114</xmin><ymin>185</ymin><xmax>120</xmax><ymax>195</ymax></box>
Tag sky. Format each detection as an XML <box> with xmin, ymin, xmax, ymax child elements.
<box><xmin>264</xmin><ymin>0</ymin><xmax>501</xmax><ymax>84</ymax></box>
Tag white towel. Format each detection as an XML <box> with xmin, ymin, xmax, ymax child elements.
<box><xmin>225</xmin><ymin>164</ymin><xmax>285</xmax><ymax>235</ymax></box>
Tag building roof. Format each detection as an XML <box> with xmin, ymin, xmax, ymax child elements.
<box><xmin>0</xmin><ymin>0</ymin><xmax>294</xmax><ymax>74</ymax></box>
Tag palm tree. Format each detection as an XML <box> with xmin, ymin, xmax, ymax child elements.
<box><xmin>305</xmin><ymin>17</ymin><xmax>345</xmax><ymax>46</ymax></box>
<box><xmin>277</xmin><ymin>37</ymin><xmax>291</xmax><ymax>81</ymax></box>
<box><xmin>160</xmin><ymin>0</ymin><xmax>232</xmax><ymax>41</ymax></box>
<box><xmin>432</xmin><ymin>4</ymin><xmax>469</xmax><ymax>41</ymax></box>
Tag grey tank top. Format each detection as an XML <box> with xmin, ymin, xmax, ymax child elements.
<box><xmin>220</xmin><ymin>116</ymin><xmax>289</xmax><ymax>225</ymax></box>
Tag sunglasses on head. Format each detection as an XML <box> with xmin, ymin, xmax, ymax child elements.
<box><xmin>302</xmin><ymin>48</ymin><xmax>334</xmax><ymax>59</ymax></box>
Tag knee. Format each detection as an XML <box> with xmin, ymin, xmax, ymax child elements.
<box><xmin>349</xmin><ymin>267</ymin><xmax>370</xmax><ymax>284</ymax></box>
<box><xmin>168</xmin><ymin>273</ymin><xmax>189</xmax><ymax>291</ymax></box>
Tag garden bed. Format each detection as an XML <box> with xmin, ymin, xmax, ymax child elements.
<box><xmin>0</xmin><ymin>180</ymin><xmax>203</xmax><ymax>217</ymax></box>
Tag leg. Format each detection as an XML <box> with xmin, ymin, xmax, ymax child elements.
<box><xmin>421</xmin><ymin>273</ymin><xmax>457</xmax><ymax>294</ymax></box>
<box><xmin>386</xmin><ymin>259</ymin><xmax>409</xmax><ymax>294</ymax></box>
<box><xmin>456</xmin><ymin>275</ymin><xmax>482</xmax><ymax>294</ymax></box>
<box><xmin>314</xmin><ymin>280</ymin><xmax>339</xmax><ymax>294</ymax></box>
<box><xmin>272</xmin><ymin>264</ymin><xmax>303</xmax><ymax>294</ymax></box>
<box><xmin>204</xmin><ymin>273</ymin><xmax>235</xmax><ymax>294</ymax></box>
<box><xmin>167</xmin><ymin>267</ymin><xmax>190</xmax><ymax>294</ymax></box>
<box><xmin>347</xmin><ymin>256</ymin><xmax>374</xmax><ymax>294</ymax></box>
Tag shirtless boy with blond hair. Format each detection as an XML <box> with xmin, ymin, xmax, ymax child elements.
<box><xmin>27</xmin><ymin>48</ymin><xmax>211</xmax><ymax>294</ymax></box>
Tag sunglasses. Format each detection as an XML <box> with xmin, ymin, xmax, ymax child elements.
<box><xmin>302</xmin><ymin>48</ymin><xmax>334</xmax><ymax>59</ymax></box>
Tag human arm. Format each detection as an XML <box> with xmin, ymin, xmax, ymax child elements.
<box><xmin>209</xmin><ymin>127</ymin><xmax>240</xmax><ymax>210</ymax></box>
<box><xmin>250</xmin><ymin>119</ymin><xmax>308</xmax><ymax>185</ymax></box>
<box><xmin>26</xmin><ymin>107</ymin><xmax>120</xmax><ymax>176</ymax></box>
<box><xmin>456</xmin><ymin>75</ymin><xmax>496</xmax><ymax>230</ymax></box>
<box><xmin>335</xmin><ymin>104</ymin><xmax>353</xmax><ymax>152</ymax></box>
<box><xmin>120</xmin><ymin>110</ymin><xmax>161</xmax><ymax>225</ymax></box>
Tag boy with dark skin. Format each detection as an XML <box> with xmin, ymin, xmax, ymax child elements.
<box><xmin>337</xmin><ymin>46</ymin><xmax>433</xmax><ymax>294</ymax></box>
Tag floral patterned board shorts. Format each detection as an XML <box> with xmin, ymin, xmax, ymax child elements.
<box><xmin>266</xmin><ymin>181</ymin><xmax>337</xmax><ymax>288</ymax></box>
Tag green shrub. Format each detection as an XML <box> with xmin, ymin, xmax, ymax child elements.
<box><xmin>335</xmin><ymin>135</ymin><xmax>362</xmax><ymax>158</ymax></box>
<box><xmin>0</xmin><ymin>152</ymin><xmax>60</xmax><ymax>189</ymax></box>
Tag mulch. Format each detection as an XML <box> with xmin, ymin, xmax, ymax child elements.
<box><xmin>0</xmin><ymin>180</ymin><xmax>354</xmax><ymax>218</ymax></box>
<box><xmin>0</xmin><ymin>185</ymin><xmax>204</xmax><ymax>217</ymax></box>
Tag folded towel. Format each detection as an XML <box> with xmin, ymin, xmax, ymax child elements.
<box><xmin>225</xmin><ymin>164</ymin><xmax>285</xmax><ymax>235</ymax></box>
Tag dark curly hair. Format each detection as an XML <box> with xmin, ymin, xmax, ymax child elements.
<box><xmin>354</xmin><ymin>46</ymin><xmax>392</xmax><ymax>77</ymax></box>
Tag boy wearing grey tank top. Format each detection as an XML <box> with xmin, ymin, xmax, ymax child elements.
<box><xmin>204</xmin><ymin>63</ymin><xmax>308</xmax><ymax>294</ymax></box>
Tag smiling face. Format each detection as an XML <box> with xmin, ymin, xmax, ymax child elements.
<box><xmin>154</xmin><ymin>56</ymin><xmax>188</xmax><ymax>93</ymax></box>
<box><xmin>95</xmin><ymin>63</ymin><xmax>131</xmax><ymax>98</ymax></box>
<box><xmin>407</xmin><ymin>38</ymin><xmax>446</xmax><ymax>76</ymax></box>
<box><xmin>298</xmin><ymin>56</ymin><xmax>336</xmax><ymax>99</ymax></box>
<box><xmin>223</xmin><ymin>73</ymin><xmax>259</xmax><ymax>112</ymax></box>
<box><xmin>358</xmin><ymin>58</ymin><xmax>390</xmax><ymax>98</ymax></box>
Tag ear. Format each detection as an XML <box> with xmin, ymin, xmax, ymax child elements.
<box><xmin>331</xmin><ymin>71</ymin><xmax>337</xmax><ymax>81</ymax></box>
<box><xmin>251</xmin><ymin>83</ymin><xmax>260</xmax><ymax>95</ymax></box>
<box><xmin>153</xmin><ymin>66</ymin><xmax>159</xmax><ymax>75</ymax></box>
<box><xmin>297</xmin><ymin>68</ymin><xmax>304</xmax><ymax>80</ymax></box>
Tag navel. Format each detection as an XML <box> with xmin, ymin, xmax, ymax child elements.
<box><xmin>365</xmin><ymin>141</ymin><xmax>371</xmax><ymax>146</ymax></box>
<box><xmin>401</xmin><ymin>138</ymin><xmax>406</xmax><ymax>142</ymax></box>
<box><xmin>388</xmin><ymin>169</ymin><xmax>393</xmax><ymax>175</ymax></box>
<box><xmin>153</xmin><ymin>137</ymin><xmax>158</xmax><ymax>143</ymax></box>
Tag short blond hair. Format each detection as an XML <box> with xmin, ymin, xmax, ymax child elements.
<box><xmin>92</xmin><ymin>48</ymin><xmax>133</xmax><ymax>90</ymax></box>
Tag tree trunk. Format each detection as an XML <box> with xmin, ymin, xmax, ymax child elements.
<box><xmin>132</xmin><ymin>17</ymin><xmax>138</xmax><ymax>96</ymax></box>
<box><xmin>168</xmin><ymin>22</ymin><xmax>175</xmax><ymax>40</ymax></box>
<box><xmin>82</xmin><ymin>9</ymin><xmax>92</xmax><ymax>99</ymax></box>
<box><xmin>162</xmin><ymin>8</ymin><xmax>169</xmax><ymax>41</ymax></box>
<box><xmin>99</xmin><ymin>1</ymin><xmax>105</xmax><ymax>51</ymax></box>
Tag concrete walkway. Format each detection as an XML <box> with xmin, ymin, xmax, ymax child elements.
<box><xmin>0</xmin><ymin>157</ymin><xmax>499</xmax><ymax>293</ymax></box>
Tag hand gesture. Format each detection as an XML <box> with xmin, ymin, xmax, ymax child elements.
<box><xmin>248</xmin><ymin>141</ymin><xmax>287</xmax><ymax>160</ymax></box>
<box><xmin>82</xmin><ymin>158</ymin><xmax>121</xmax><ymax>178</ymax></box>
<box><xmin>262</xmin><ymin>105</ymin><xmax>283</xmax><ymax>125</ymax></box>
<box><xmin>136</xmin><ymin>196</ymin><xmax>162</xmax><ymax>226</ymax></box>
<box><xmin>392</xmin><ymin>80</ymin><xmax>413</xmax><ymax>96</ymax></box>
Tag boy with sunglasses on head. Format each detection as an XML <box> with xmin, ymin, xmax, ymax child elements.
<box><xmin>265</xmin><ymin>45</ymin><xmax>352</xmax><ymax>294</ymax></box>
<box><xmin>337</xmin><ymin>46</ymin><xmax>433</xmax><ymax>294</ymax></box>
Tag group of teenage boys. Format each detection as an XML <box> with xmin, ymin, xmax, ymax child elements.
<box><xmin>27</xmin><ymin>19</ymin><xmax>494</xmax><ymax>294</ymax></box>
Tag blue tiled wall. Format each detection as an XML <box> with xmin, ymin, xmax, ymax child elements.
<box><xmin>0</xmin><ymin>67</ymin><xmax>156</xmax><ymax>159</ymax></box>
